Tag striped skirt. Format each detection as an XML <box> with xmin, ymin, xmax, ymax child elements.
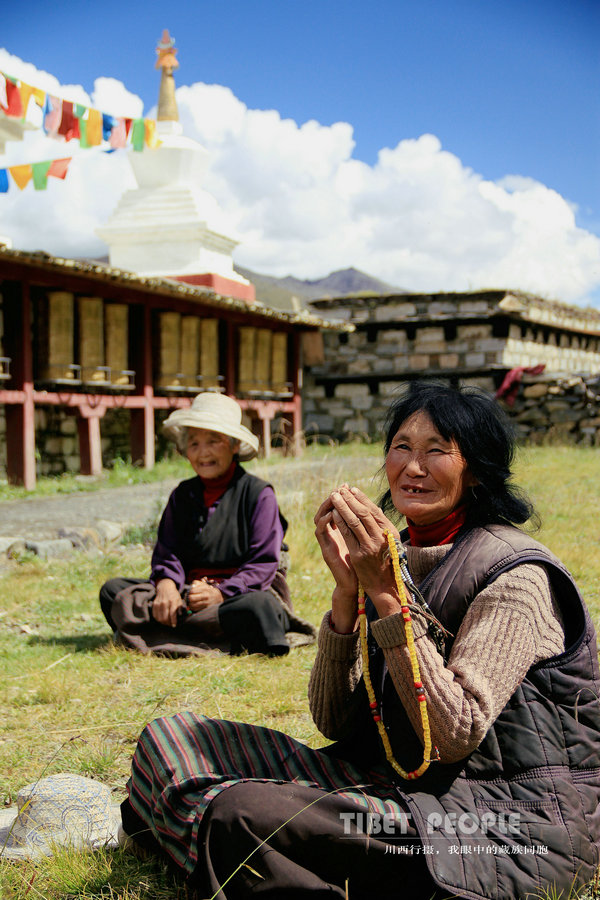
<box><xmin>126</xmin><ymin>711</ymin><xmax>409</xmax><ymax>877</ymax></box>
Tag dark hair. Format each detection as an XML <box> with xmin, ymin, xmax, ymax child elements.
<box><xmin>380</xmin><ymin>381</ymin><xmax>537</xmax><ymax>528</ymax></box>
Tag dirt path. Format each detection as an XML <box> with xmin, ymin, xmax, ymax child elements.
<box><xmin>0</xmin><ymin>479</ymin><xmax>179</xmax><ymax>540</ymax></box>
<box><xmin>0</xmin><ymin>451</ymin><xmax>384</xmax><ymax>543</ymax></box>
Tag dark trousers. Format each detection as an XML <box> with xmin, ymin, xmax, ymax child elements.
<box><xmin>99</xmin><ymin>577</ymin><xmax>290</xmax><ymax>655</ymax></box>
<box><xmin>122</xmin><ymin>782</ymin><xmax>440</xmax><ymax>899</ymax></box>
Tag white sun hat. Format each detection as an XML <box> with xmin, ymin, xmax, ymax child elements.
<box><xmin>162</xmin><ymin>392</ymin><xmax>259</xmax><ymax>461</ymax></box>
<box><xmin>0</xmin><ymin>773</ymin><xmax>122</xmax><ymax>860</ymax></box>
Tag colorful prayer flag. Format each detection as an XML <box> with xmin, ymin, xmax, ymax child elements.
<box><xmin>86</xmin><ymin>108</ymin><xmax>103</xmax><ymax>146</ymax></box>
<box><xmin>43</xmin><ymin>95</ymin><xmax>62</xmax><ymax>136</ymax></box>
<box><xmin>58</xmin><ymin>101</ymin><xmax>80</xmax><ymax>141</ymax></box>
<box><xmin>131</xmin><ymin>118</ymin><xmax>146</xmax><ymax>151</ymax></box>
<box><xmin>0</xmin><ymin>169</ymin><xmax>8</xmax><ymax>193</ymax></box>
<box><xmin>47</xmin><ymin>158</ymin><xmax>71</xmax><ymax>179</ymax></box>
<box><xmin>9</xmin><ymin>164</ymin><xmax>33</xmax><ymax>190</ymax></box>
<box><xmin>31</xmin><ymin>160</ymin><xmax>52</xmax><ymax>190</ymax></box>
<box><xmin>2</xmin><ymin>78</ymin><xmax>23</xmax><ymax>118</ymax></box>
<box><xmin>102</xmin><ymin>113</ymin><xmax>116</xmax><ymax>141</ymax></box>
<box><xmin>18</xmin><ymin>81</ymin><xmax>35</xmax><ymax>118</ymax></box>
<box><xmin>109</xmin><ymin>117</ymin><xmax>127</xmax><ymax>149</ymax></box>
<box><xmin>144</xmin><ymin>118</ymin><xmax>160</xmax><ymax>149</ymax></box>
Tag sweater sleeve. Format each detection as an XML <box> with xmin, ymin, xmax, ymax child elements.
<box><xmin>150</xmin><ymin>488</ymin><xmax>186</xmax><ymax>591</ymax></box>
<box><xmin>371</xmin><ymin>562</ymin><xmax>565</xmax><ymax>763</ymax></box>
<box><xmin>218</xmin><ymin>486</ymin><xmax>283</xmax><ymax>600</ymax></box>
<box><xmin>308</xmin><ymin>612</ymin><xmax>371</xmax><ymax>740</ymax></box>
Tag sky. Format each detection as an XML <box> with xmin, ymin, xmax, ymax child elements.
<box><xmin>0</xmin><ymin>0</ymin><xmax>599</xmax><ymax>305</ymax></box>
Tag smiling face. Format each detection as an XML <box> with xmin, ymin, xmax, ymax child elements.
<box><xmin>185</xmin><ymin>428</ymin><xmax>240</xmax><ymax>480</ymax></box>
<box><xmin>385</xmin><ymin>411</ymin><xmax>477</xmax><ymax>526</ymax></box>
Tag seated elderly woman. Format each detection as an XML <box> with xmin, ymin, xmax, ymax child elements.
<box><xmin>100</xmin><ymin>392</ymin><xmax>312</xmax><ymax>657</ymax></box>
<box><xmin>118</xmin><ymin>382</ymin><xmax>600</xmax><ymax>899</ymax></box>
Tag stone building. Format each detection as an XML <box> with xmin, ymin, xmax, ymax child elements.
<box><xmin>303</xmin><ymin>289</ymin><xmax>600</xmax><ymax>441</ymax></box>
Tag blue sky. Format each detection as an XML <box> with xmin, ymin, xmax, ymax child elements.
<box><xmin>1</xmin><ymin>0</ymin><xmax>599</xmax><ymax>303</ymax></box>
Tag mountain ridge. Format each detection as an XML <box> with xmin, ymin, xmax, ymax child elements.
<box><xmin>236</xmin><ymin>265</ymin><xmax>405</xmax><ymax>310</ymax></box>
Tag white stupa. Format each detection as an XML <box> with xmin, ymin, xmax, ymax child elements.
<box><xmin>97</xmin><ymin>30</ymin><xmax>254</xmax><ymax>302</ymax></box>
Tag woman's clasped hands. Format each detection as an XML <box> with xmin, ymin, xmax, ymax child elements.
<box><xmin>314</xmin><ymin>484</ymin><xmax>402</xmax><ymax>633</ymax></box>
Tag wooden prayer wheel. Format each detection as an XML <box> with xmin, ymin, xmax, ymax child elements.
<box><xmin>156</xmin><ymin>311</ymin><xmax>182</xmax><ymax>390</ymax></box>
<box><xmin>39</xmin><ymin>291</ymin><xmax>77</xmax><ymax>383</ymax></box>
<box><xmin>255</xmin><ymin>328</ymin><xmax>272</xmax><ymax>393</ymax></box>
<box><xmin>237</xmin><ymin>326</ymin><xmax>256</xmax><ymax>393</ymax></box>
<box><xmin>180</xmin><ymin>316</ymin><xmax>200</xmax><ymax>390</ymax></box>
<box><xmin>271</xmin><ymin>332</ymin><xmax>289</xmax><ymax>394</ymax></box>
<box><xmin>198</xmin><ymin>318</ymin><xmax>220</xmax><ymax>389</ymax></box>
<box><xmin>104</xmin><ymin>304</ymin><xmax>130</xmax><ymax>386</ymax></box>
<box><xmin>79</xmin><ymin>296</ymin><xmax>107</xmax><ymax>384</ymax></box>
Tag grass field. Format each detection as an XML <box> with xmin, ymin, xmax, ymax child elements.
<box><xmin>0</xmin><ymin>443</ymin><xmax>599</xmax><ymax>899</ymax></box>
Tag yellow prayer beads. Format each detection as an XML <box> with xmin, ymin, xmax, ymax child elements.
<box><xmin>358</xmin><ymin>530</ymin><xmax>435</xmax><ymax>780</ymax></box>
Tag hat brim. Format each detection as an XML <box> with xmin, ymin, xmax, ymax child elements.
<box><xmin>162</xmin><ymin>410</ymin><xmax>259</xmax><ymax>461</ymax></box>
<box><xmin>0</xmin><ymin>804</ymin><xmax>122</xmax><ymax>860</ymax></box>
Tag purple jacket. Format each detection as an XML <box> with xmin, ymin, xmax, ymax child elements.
<box><xmin>150</xmin><ymin>470</ymin><xmax>284</xmax><ymax>600</ymax></box>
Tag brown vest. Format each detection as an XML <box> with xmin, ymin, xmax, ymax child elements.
<box><xmin>373</xmin><ymin>526</ymin><xmax>600</xmax><ymax>899</ymax></box>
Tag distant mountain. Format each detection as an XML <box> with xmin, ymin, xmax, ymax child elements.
<box><xmin>236</xmin><ymin>265</ymin><xmax>404</xmax><ymax>311</ymax></box>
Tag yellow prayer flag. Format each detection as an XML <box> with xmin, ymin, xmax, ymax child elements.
<box><xmin>32</xmin><ymin>87</ymin><xmax>46</xmax><ymax>107</ymax></box>
<box><xmin>18</xmin><ymin>81</ymin><xmax>35</xmax><ymax>117</ymax></box>
<box><xmin>86</xmin><ymin>108</ymin><xmax>102</xmax><ymax>146</ymax></box>
<box><xmin>144</xmin><ymin>119</ymin><xmax>161</xmax><ymax>149</ymax></box>
<box><xmin>9</xmin><ymin>164</ymin><xmax>33</xmax><ymax>190</ymax></box>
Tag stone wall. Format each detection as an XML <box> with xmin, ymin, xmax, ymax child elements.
<box><xmin>304</xmin><ymin>290</ymin><xmax>600</xmax><ymax>443</ymax></box>
<box><xmin>302</xmin><ymin>371</ymin><xmax>600</xmax><ymax>447</ymax></box>
<box><xmin>502</xmin><ymin>372</ymin><xmax>600</xmax><ymax>445</ymax></box>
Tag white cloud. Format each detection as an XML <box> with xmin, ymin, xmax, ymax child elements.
<box><xmin>1</xmin><ymin>51</ymin><xmax>599</xmax><ymax>304</ymax></box>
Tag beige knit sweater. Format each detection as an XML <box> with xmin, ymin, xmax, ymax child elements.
<box><xmin>308</xmin><ymin>544</ymin><xmax>565</xmax><ymax>764</ymax></box>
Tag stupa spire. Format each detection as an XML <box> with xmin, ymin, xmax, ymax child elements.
<box><xmin>155</xmin><ymin>29</ymin><xmax>179</xmax><ymax>122</ymax></box>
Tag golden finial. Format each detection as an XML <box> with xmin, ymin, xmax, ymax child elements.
<box><xmin>155</xmin><ymin>29</ymin><xmax>179</xmax><ymax>72</ymax></box>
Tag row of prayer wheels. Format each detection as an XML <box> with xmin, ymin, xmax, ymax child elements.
<box><xmin>28</xmin><ymin>292</ymin><xmax>291</xmax><ymax>396</ymax></box>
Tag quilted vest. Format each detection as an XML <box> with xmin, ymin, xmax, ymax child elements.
<box><xmin>376</xmin><ymin>525</ymin><xmax>600</xmax><ymax>900</ymax></box>
<box><xmin>171</xmin><ymin>466</ymin><xmax>285</xmax><ymax>574</ymax></box>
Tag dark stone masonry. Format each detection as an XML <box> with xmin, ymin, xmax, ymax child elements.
<box><xmin>302</xmin><ymin>289</ymin><xmax>600</xmax><ymax>444</ymax></box>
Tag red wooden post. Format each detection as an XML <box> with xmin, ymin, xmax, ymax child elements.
<box><xmin>77</xmin><ymin>409</ymin><xmax>104</xmax><ymax>476</ymax></box>
<box><xmin>5</xmin><ymin>280</ymin><xmax>36</xmax><ymax>488</ymax></box>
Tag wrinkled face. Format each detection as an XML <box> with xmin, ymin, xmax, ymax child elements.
<box><xmin>186</xmin><ymin>428</ymin><xmax>239</xmax><ymax>480</ymax></box>
<box><xmin>385</xmin><ymin>411</ymin><xmax>477</xmax><ymax>526</ymax></box>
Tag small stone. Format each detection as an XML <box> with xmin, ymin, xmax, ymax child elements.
<box><xmin>94</xmin><ymin>520</ymin><xmax>125</xmax><ymax>543</ymax></box>
<box><xmin>0</xmin><ymin>537</ymin><xmax>24</xmax><ymax>555</ymax></box>
<box><xmin>6</xmin><ymin>540</ymin><xmax>28</xmax><ymax>559</ymax></box>
<box><xmin>57</xmin><ymin>527</ymin><xmax>102</xmax><ymax>552</ymax></box>
<box><xmin>24</xmin><ymin>539</ymin><xmax>74</xmax><ymax>560</ymax></box>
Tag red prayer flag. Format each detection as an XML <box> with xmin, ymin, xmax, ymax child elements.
<box><xmin>2</xmin><ymin>79</ymin><xmax>24</xmax><ymax>118</ymax></box>
<box><xmin>57</xmin><ymin>101</ymin><xmax>80</xmax><ymax>141</ymax></box>
<box><xmin>47</xmin><ymin>158</ymin><xmax>71</xmax><ymax>179</ymax></box>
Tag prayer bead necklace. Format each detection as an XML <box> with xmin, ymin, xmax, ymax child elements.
<box><xmin>358</xmin><ymin>530</ymin><xmax>435</xmax><ymax>780</ymax></box>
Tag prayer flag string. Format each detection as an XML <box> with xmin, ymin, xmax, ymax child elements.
<box><xmin>0</xmin><ymin>71</ymin><xmax>159</xmax><ymax>152</ymax></box>
<box><xmin>0</xmin><ymin>158</ymin><xmax>72</xmax><ymax>191</ymax></box>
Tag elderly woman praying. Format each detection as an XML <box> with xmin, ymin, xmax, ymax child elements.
<box><xmin>118</xmin><ymin>382</ymin><xmax>600</xmax><ymax>900</ymax></box>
